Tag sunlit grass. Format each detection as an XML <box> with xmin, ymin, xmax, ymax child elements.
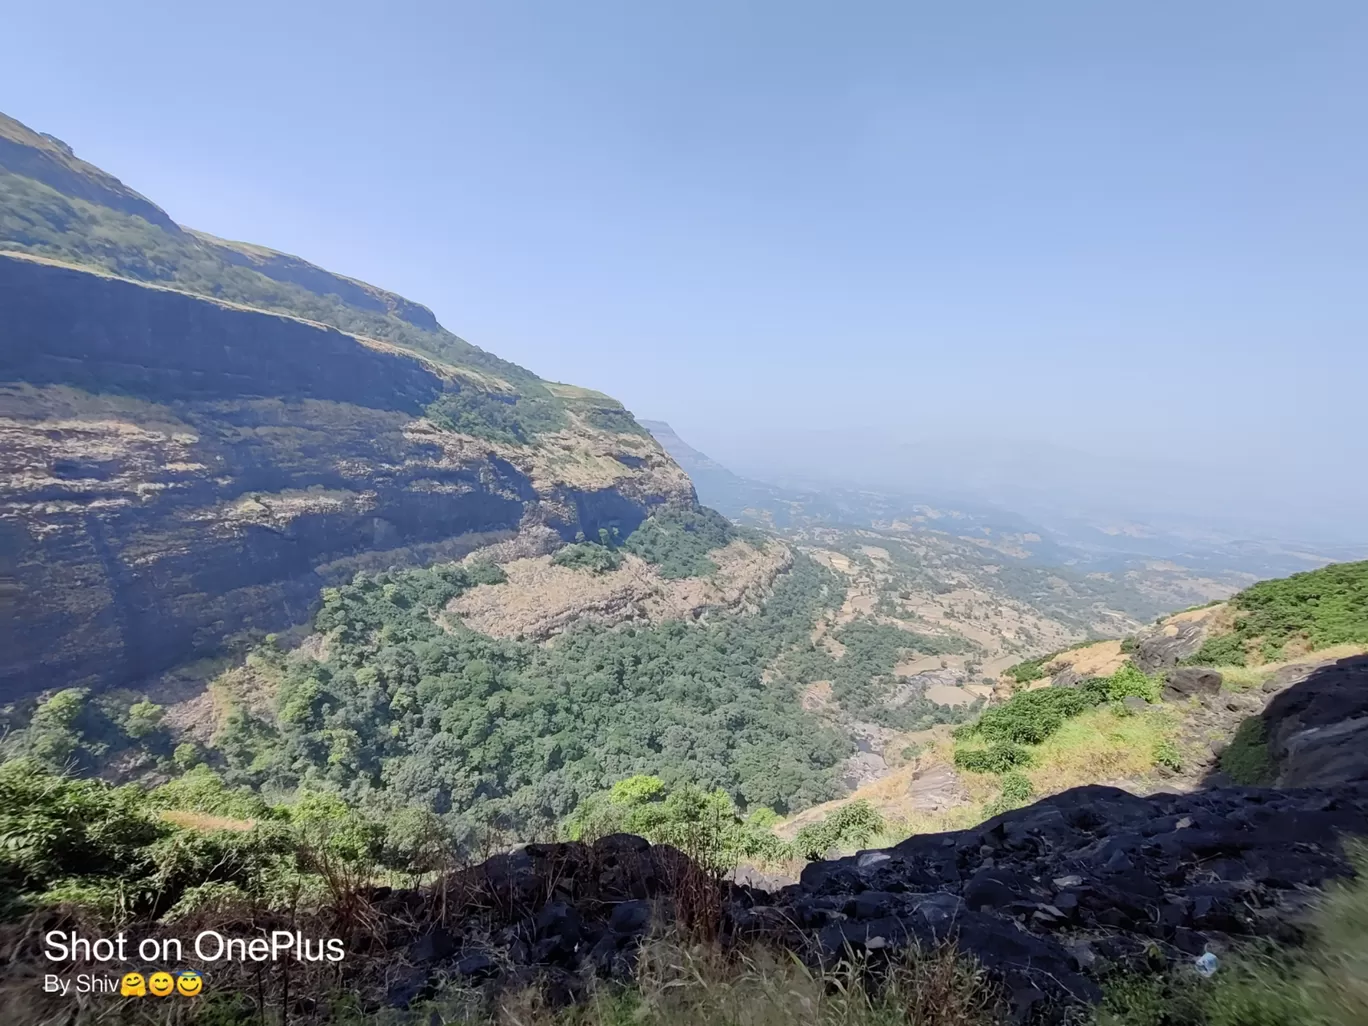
<box><xmin>1023</xmin><ymin>705</ymin><xmax>1178</xmax><ymax>795</ymax></box>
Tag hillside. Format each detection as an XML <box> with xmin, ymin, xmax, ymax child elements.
<box><xmin>0</xmin><ymin>113</ymin><xmax>527</xmax><ymax>384</ymax></box>
<box><xmin>777</xmin><ymin>557</ymin><xmax>1368</xmax><ymax>849</ymax></box>
<box><xmin>0</xmin><ymin>112</ymin><xmax>693</xmax><ymax>697</ymax></box>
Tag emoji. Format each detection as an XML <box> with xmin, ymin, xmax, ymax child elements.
<box><xmin>148</xmin><ymin>971</ymin><xmax>175</xmax><ymax>997</ymax></box>
<box><xmin>120</xmin><ymin>972</ymin><xmax>146</xmax><ymax>997</ymax></box>
<box><xmin>175</xmin><ymin>970</ymin><xmax>203</xmax><ymax>997</ymax></box>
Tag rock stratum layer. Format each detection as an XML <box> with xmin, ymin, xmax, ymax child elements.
<box><xmin>0</xmin><ymin>254</ymin><xmax>692</xmax><ymax>697</ymax></box>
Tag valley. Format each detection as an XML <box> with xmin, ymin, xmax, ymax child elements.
<box><xmin>3</xmin><ymin>107</ymin><xmax>1368</xmax><ymax>1026</ymax></box>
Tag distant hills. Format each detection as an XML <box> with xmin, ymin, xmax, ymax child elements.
<box><xmin>643</xmin><ymin>420</ymin><xmax>1360</xmax><ymax>582</ymax></box>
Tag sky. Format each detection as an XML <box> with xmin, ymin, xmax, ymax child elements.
<box><xmin>4</xmin><ymin>2</ymin><xmax>1366</xmax><ymax>539</ymax></box>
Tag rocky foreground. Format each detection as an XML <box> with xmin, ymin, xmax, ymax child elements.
<box><xmin>370</xmin><ymin>656</ymin><xmax>1368</xmax><ymax>1022</ymax></box>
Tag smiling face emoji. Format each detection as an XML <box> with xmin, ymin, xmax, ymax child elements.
<box><xmin>148</xmin><ymin>972</ymin><xmax>175</xmax><ymax>997</ymax></box>
<box><xmin>119</xmin><ymin>972</ymin><xmax>146</xmax><ymax>997</ymax></box>
<box><xmin>175</xmin><ymin>970</ymin><xmax>203</xmax><ymax>997</ymax></box>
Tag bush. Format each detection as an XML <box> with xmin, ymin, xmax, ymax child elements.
<box><xmin>790</xmin><ymin>800</ymin><xmax>885</xmax><ymax>861</ymax></box>
<box><xmin>1153</xmin><ymin>738</ymin><xmax>1182</xmax><ymax>772</ymax></box>
<box><xmin>577</xmin><ymin>404</ymin><xmax>647</xmax><ymax>434</ymax></box>
<box><xmin>957</xmin><ymin>687</ymin><xmax>1102</xmax><ymax>746</ymax></box>
<box><xmin>1003</xmin><ymin>657</ymin><xmax>1050</xmax><ymax>684</ymax></box>
<box><xmin>983</xmin><ymin>771</ymin><xmax>1034</xmax><ymax>817</ymax></box>
<box><xmin>1100</xmin><ymin>663</ymin><xmax>1163</xmax><ymax>703</ymax></box>
<box><xmin>425</xmin><ymin>386</ymin><xmax>565</xmax><ymax>444</ymax></box>
<box><xmin>564</xmin><ymin>776</ymin><xmax>788</xmax><ymax>870</ymax></box>
<box><xmin>1188</xmin><ymin>560</ymin><xmax>1368</xmax><ymax>667</ymax></box>
<box><xmin>955</xmin><ymin>742</ymin><xmax>1032</xmax><ymax>774</ymax></box>
<box><xmin>1188</xmin><ymin>632</ymin><xmax>1250</xmax><ymax>668</ymax></box>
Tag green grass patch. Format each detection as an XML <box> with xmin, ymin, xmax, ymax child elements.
<box><xmin>1219</xmin><ymin>716</ymin><xmax>1274</xmax><ymax>785</ymax></box>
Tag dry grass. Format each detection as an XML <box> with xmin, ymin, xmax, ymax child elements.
<box><xmin>447</xmin><ymin>541</ymin><xmax>791</xmax><ymax>642</ymax></box>
<box><xmin>1047</xmin><ymin>639</ymin><xmax>1127</xmax><ymax>679</ymax></box>
<box><xmin>158</xmin><ymin>809</ymin><xmax>256</xmax><ymax>832</ymax></box>
<box><xmin>1209</xmin><ymin>643</ymin><xmax>1368</xmax><ymax>690</ymax></box>
<box><xmin>486</xmin><ymin>936</ymin><xmax>1003</xmax><ymax>1026</ymax></box>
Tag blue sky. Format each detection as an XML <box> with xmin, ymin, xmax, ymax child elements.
<box><xmin>4</xmin><ymin>2</ymin><xmax>1366</xmax><ymax>536</ymax></box>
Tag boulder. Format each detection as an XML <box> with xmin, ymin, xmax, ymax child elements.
<box><xmin>1132</xmin><ymin>621</ymin><xmax>1207</xmax><ymax>674</ymax></box>
<box><xmin>1264</xmin><ymin>655</ymin><xmax>1368</xmax><ymax>787</ymax></box>
<box><xmin>1164</xmin><ymin>666</ymin><xmax>1223</xmax><ymax>702</ymax></box>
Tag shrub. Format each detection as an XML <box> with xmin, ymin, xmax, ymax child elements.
<box><xmin>954</xmin><ymin>742</ymin><xmax>1032</xmax><ymax>774</ymax></box>
<box><xmin>1100</xmin><ymin>663</ymin><xmax>1162</xmax><ymax>703</ymax></box>
<box><xmin>1003</xmin><ymin>657</ymin><xmax>1050</xmax><ymax>684</ymax></box>
<box><xmin>425</xmin><ymin>386</ymin><xmax>565</xmax><ymax>444</ymax></box>
<box><xmin>1188</xmin><ymin>560</ymin><xmax>1368</xmax><ymax>668</ymax></box>
<box><xmin>957</xmin><ymin>687</ymin><xmax>1102</xmax><ymax>746</ymax></box>
<box><xmin>1188</xmin><ymin>632</ymin><xmax>1249</xmax><ymax>667</ymax></box>
<box><xmin>564</xmin><ymin>775</ymin><xmax>788</xmax><ymax>870</ymax></box>
<box><xmin>1153</xmin><ymin>738</ymin><xmax>1182</xmax><ymax>772</ymax></box>
<box><xmin>790</xmin><ymin>800</ymin><xmax>886</xmax><ymax>861</ymax></box>
<box><xmin>982</xmin><ymin>771</ymin><xmax>1035</xmax><ymax>818</ymax></box>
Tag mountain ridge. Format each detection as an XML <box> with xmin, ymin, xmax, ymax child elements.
<box><xmin>0</xmin><ymin>113</ymin><xmax>693</xmax><ymax>699</ymax></box>
<box><xmin>0</xmin><ymin>111</ymin><xmax>550</xmax><ymax>390</ymax></box>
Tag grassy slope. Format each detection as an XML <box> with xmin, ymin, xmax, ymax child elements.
<box><xmin>0</xmin><ymin>110</ymin><xmax>658</xmax><ymax>446</ymax></box>
<box><xmin>0</xmin><ymin>114</ymin><xmax>570</xmax><ymax>401</ymax></box>
<box><xmin>1188</xmin><ymin>560</ymin><xmax>1368</xmax><ymax>667</ymax></box>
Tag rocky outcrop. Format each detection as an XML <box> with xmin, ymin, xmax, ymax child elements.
<box><xmin>1263</xmin><ymin>655</ymin><xmax>1368</xmax><ymax>788</ymax></box>
<box><xmin>0</xmin><ymin>255</ymin><xmax>693</xmax><ymax>698</ymax></box>
<box><xmin>359</xmin><ymin>777</ymin><xmax>1368</xmax><ymax>1022</ymax></box>
<box><xmin>1163</xmin><ymin>666</ymin><xmax>1223</xmax><ymax>702</ymax></box>
<box><xmin>1131</xmin><ymin>619</ymin><xmax>1207</xmax><ymax>674</ymax></box>
<box><xmin>447</xmin><ymin>540</ymin><xmax>793</xmax><ymax>641</ymax></box>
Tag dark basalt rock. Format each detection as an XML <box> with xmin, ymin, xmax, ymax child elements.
<box><xmin>1164</xmin><ymin>666</ymin><xmax>1224</xmax><ymax>702</ymax></box>
<box><xmin>386</xmin><ymin>781</ymin><xmax>1368</xmax><ymax>1020</ymax></box>
<box><xmin>1264</xmin><ymin>655</ymin><xmax>1368</xmax><ymax>788</ymax></box>
<box><xmin>1132</xmin><ymin>620</ymin><xmax>1207</xmax><ymax>674</ymax></box>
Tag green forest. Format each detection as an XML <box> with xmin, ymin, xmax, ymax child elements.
<box><xmin>4</xmin><ymin>552</ymin><xmax>853</xmax><ymax>837</ymax></box>
<box><xmin>1</xmin><ymin>497</ymin><xmax>991</xmax><ymax>862</ymax></box>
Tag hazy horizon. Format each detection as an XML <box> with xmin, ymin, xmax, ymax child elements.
<box><xmin>4</xmin><ymin>2</ymin><xmax>1365</xmax><ymax>540</ymax></box>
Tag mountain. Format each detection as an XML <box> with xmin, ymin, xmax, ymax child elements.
<box><xmin>0</xmin><ymin>113</ymin><xmax>693</xmax><ymax>698</ymax></box>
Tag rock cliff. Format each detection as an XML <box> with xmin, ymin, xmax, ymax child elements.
<box><xmin>0</xmin><ymin>253</ymin><xmax>692</xmax><ymax>698</ymax></box>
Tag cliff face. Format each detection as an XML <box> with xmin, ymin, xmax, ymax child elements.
<box><xmin>0</xmin><ymin>254</ymin><xmax>693</xmax><ymax>698</ymax></box>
